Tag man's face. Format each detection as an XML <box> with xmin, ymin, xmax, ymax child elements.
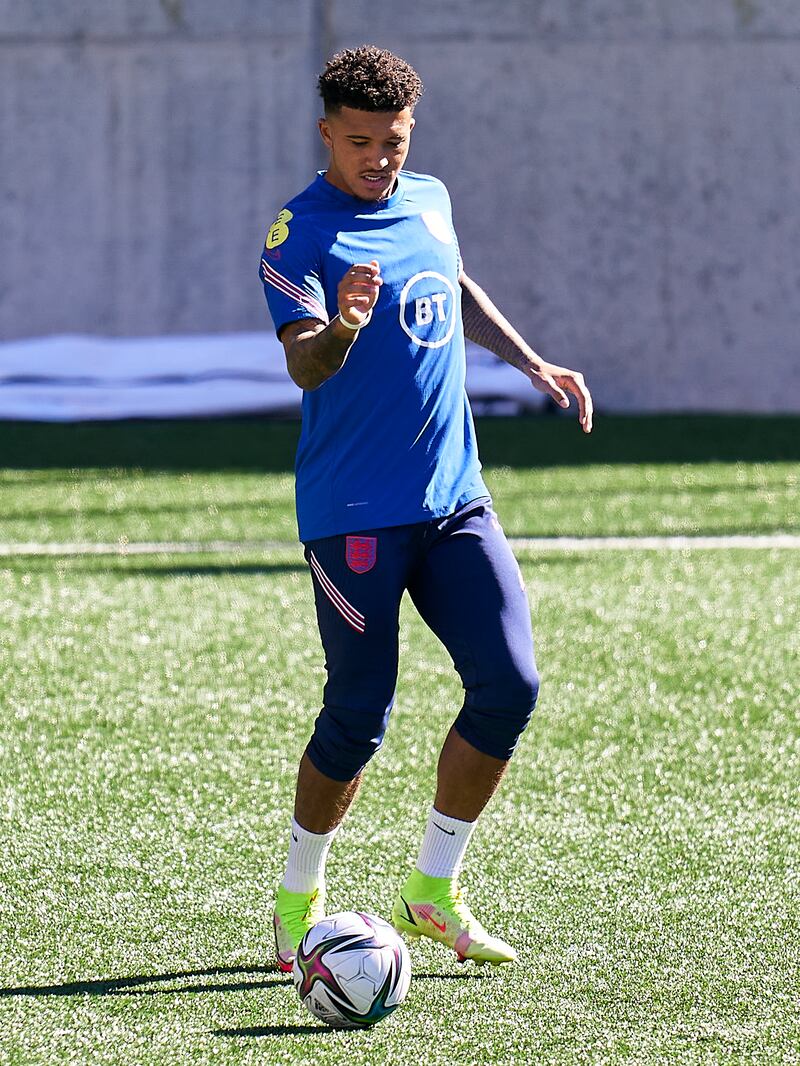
<box><xmin>318</xmin><ymin>106</ymin><xmax>415</xmax><ymax>202</ymax></box>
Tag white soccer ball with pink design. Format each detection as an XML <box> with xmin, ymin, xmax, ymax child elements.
<box><xmin>292</xmin><ymin>911</ymin><xmax>411</xmax><ymax>1029</ymax></box>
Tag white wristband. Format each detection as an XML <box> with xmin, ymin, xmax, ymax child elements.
<box><xmin>337</xmin><ymin>309</ymin><xmax>372</xmax><ymax>331</ymax></box>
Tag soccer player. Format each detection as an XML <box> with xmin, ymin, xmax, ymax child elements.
<box><xmin>261</xmin><ymin>46</ymin><xmax>592</xmax><ymax>969</ymax></box>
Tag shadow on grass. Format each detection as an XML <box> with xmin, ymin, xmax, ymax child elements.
<box><xmin>0</xmin><ymin>965</ymin><xmax>291</xmax><ymax>998</ymax></box>
<box><xmin>3</xmin><ymin>416</ymin><xmax>799</xmax><ymax>472</ymax></box>
<box><xmin>215</xmin><ymin>1024</ymin><xmax>339</xmax><ymax>1037</ymax></box>
<box><xmin>0</xmin><ymin>964</ymin><xmax>484</xmax><ymax>1006</ymax></box>
<box><xmin>213</xmin><ymin>971</ymin><xmax>488</xmax><ymax>1039</ymax></box>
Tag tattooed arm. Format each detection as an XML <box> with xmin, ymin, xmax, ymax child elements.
<box><xmin>281</xmin><ymin>261</ymin><xmax>383</xmax><ymax>391</ymax></box>
<box><xmin>281</xmin><ymin>317</ymin><xmax>360</xmax><ymax>392</ymax></box>
<box><xmin>459</xmin><ymin>271</ymin><xmax>593</xmax><ymax>433</ymax></box>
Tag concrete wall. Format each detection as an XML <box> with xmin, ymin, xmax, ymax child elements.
<box><xmin>1</xmin><ymin>0</ymin><xmax>798</xmax><ymax>412</ymax></box>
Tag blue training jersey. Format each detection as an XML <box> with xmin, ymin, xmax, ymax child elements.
<box><xmin>260</xmin><ymin>169</ymin><xmax>488</xmax><ymax>542</ymax></box>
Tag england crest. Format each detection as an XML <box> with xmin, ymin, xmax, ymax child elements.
<box><xmin>346</xmin><ymin>536</ymin><xmax>377</xmax><ymax>574</ymax></box>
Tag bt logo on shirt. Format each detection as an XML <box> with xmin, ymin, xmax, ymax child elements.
<box><xmin>399</xmin><ymin>271</ymin><xmax>457</xmax><ymax>349</ymax></box>
<box><xmin>414</xmin><ymin>292</ymin><xmax>448</xmax><ymax>326</ymax></box>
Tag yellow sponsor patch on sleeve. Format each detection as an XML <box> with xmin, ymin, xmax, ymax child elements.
<box><xmin>266</xmin><ymin>209</ymin><xmax>293</xmax><ymax>249</ymax></box>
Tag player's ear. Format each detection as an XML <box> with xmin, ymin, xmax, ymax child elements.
<box><xmin>318</xmin><ymin>117</ymin><xmax>333</xmax><ymax>149</ymax></box>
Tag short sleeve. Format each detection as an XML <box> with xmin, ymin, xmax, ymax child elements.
<box><xmin>437</xmin><ymin>180</ymin><xmax>463</xmax><ymax>275</ymax></box>
<box><xmin>259</xmin><ymin>208</ymin><xmax>330</xmax><ymax>335</ymax></box>
<box><xmin>451</xmin><ymin>224</ymin><xmax>463</xmax><ymax>276</ymax></box>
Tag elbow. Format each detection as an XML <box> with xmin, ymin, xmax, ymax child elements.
<box><xmin>287</xmin><ymin>364</ymin><xmax>314</xmax><ymax>391</ymax></box>
<box><xmin>287</xmin><ymin>358</ymin><xmax>322</xmax><ymax>392</ymax></box>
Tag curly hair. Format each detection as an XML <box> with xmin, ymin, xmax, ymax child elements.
<box><xmin>318</xmin><ymin>46</ymin><xmax>423</xmax><ymax>113</ymax></box>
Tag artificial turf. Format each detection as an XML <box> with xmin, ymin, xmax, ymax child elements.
<box><xmin>1</xmin><ymin>417</ymin><xmax>798</xmax><ymax>1064</ymax></box>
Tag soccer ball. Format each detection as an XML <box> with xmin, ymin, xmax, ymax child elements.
<box><xmin>292</xmin><ymin>911</ymin><xmax>411</xmax><ymax>1029</ymax></box>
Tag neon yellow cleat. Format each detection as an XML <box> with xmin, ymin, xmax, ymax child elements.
<box><xmin>273</xmin><ymin>885</ymin><xmax>325</xmax><ymax>973</ymax></box>
<box><xmin>391</xmin><ymin>870</ymin><xmax>516</xmax><ymax>966</ymax></box>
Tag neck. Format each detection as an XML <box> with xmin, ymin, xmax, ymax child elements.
<box><xmin>323</xmin><ymin>170</ymin><xmax>398</xmax><ymax>202</ymax></box>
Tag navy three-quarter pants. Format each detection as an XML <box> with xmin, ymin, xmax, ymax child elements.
<box><xmin>302</xmin><ymin>497</ymin><xmax>539</xmax><ymax>781</ymax></box>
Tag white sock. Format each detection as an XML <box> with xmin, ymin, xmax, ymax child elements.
<box><xmin>415</xmin><ymin>807</ymin><xmax>476</xmax><ymax>880</ymax></box>
<box><xmin>281</xmin><ymin>816</ymin><xmax>338</xmax><ymax>895</ymax></box>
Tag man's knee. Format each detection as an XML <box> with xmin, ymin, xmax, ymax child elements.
<box><xmin>478</xmin><ymin>657</ymin><xmax>540</xmax><ymax>722</ymax></box>
<box><xmin>305</xmin><ymin>697</ymin><xmax>394</xmax><ymax>782</ymax></box>
<box><xmin>455</xmin><ymin>660</ymin><xmax>540</xmax><ymax>761</ymax></box>
<box><xmin>502</xmin><ymin>659</ymin><xmax>540</xmax><ymax>716</ymax></box>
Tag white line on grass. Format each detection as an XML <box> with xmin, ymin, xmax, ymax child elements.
<box><xmin>1</xmin><ymin>534</ymin><xmax>799</xmax><ymax>557</ymax></box>
<box><xmin>0</xmin><ymin>540</ymin><xmax>296</xmax><ymax>557</ymax></box>
<box><xmin>510</xmin><ymin>534</ymin><xmax>800</xmax><ymax>551</ymax></box>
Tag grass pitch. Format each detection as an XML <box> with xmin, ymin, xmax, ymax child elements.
<box><xmin>1</xmin><ymin>417</ymin><xmax>798</xmax><ymax>1065</ymax></box>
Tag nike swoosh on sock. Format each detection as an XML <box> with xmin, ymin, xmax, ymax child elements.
<box><xmin>433</xmin><ymin>823</ymin><xmax>456</xmax><ymax>836</ymax></box>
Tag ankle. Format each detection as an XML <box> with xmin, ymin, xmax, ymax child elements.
<box><xmin>414</xmin><ymin>807</ymin><xmax>476</xmax><ymax>880</ymax></box>
<box><xmin>282</xmin><ymin>817</ymin><xmax>338</xmax><ymax>894</ymax></box>
<box><xmin>407</xmin><ymin>869</ymin><xmax>457</xmax><ymax>895</ymax></box>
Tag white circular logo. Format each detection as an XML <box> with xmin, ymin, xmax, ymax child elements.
<box><xmin>399</xmin><ymin>270</ymin><xmax>457</xmax><ymax>349</ymax></box>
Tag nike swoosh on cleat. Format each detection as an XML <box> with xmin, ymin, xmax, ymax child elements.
<box><xmin>400</xmin><ymin>895</ymin><xmax>417</xmax><ymax>926</ymax></box>
<box><xmin>432</xmin><ymin>822</ymin><xmax>456</xmax><ymax>836</ymax></box>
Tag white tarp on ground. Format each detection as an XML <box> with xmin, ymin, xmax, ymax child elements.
<box><xmin>0</xmin><ymin>333</ymin><xmax>545</xmax><ymax>421</ymax></box>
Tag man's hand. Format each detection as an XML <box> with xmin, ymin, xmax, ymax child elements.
<box><xmin>526</xmin><ymin>362</ymin><xmax>593</xmax><ymax>433</ymax></box>
<box><xmin>338</xmin><ymin>260</ymin><xmax>382</xmax><ymax>327</ymax></box>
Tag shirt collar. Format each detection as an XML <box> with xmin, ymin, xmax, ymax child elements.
<box><xmin>314</xmin><ymin>171</ymin><xmax>406</xmax><ymax>211</ymax></box>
